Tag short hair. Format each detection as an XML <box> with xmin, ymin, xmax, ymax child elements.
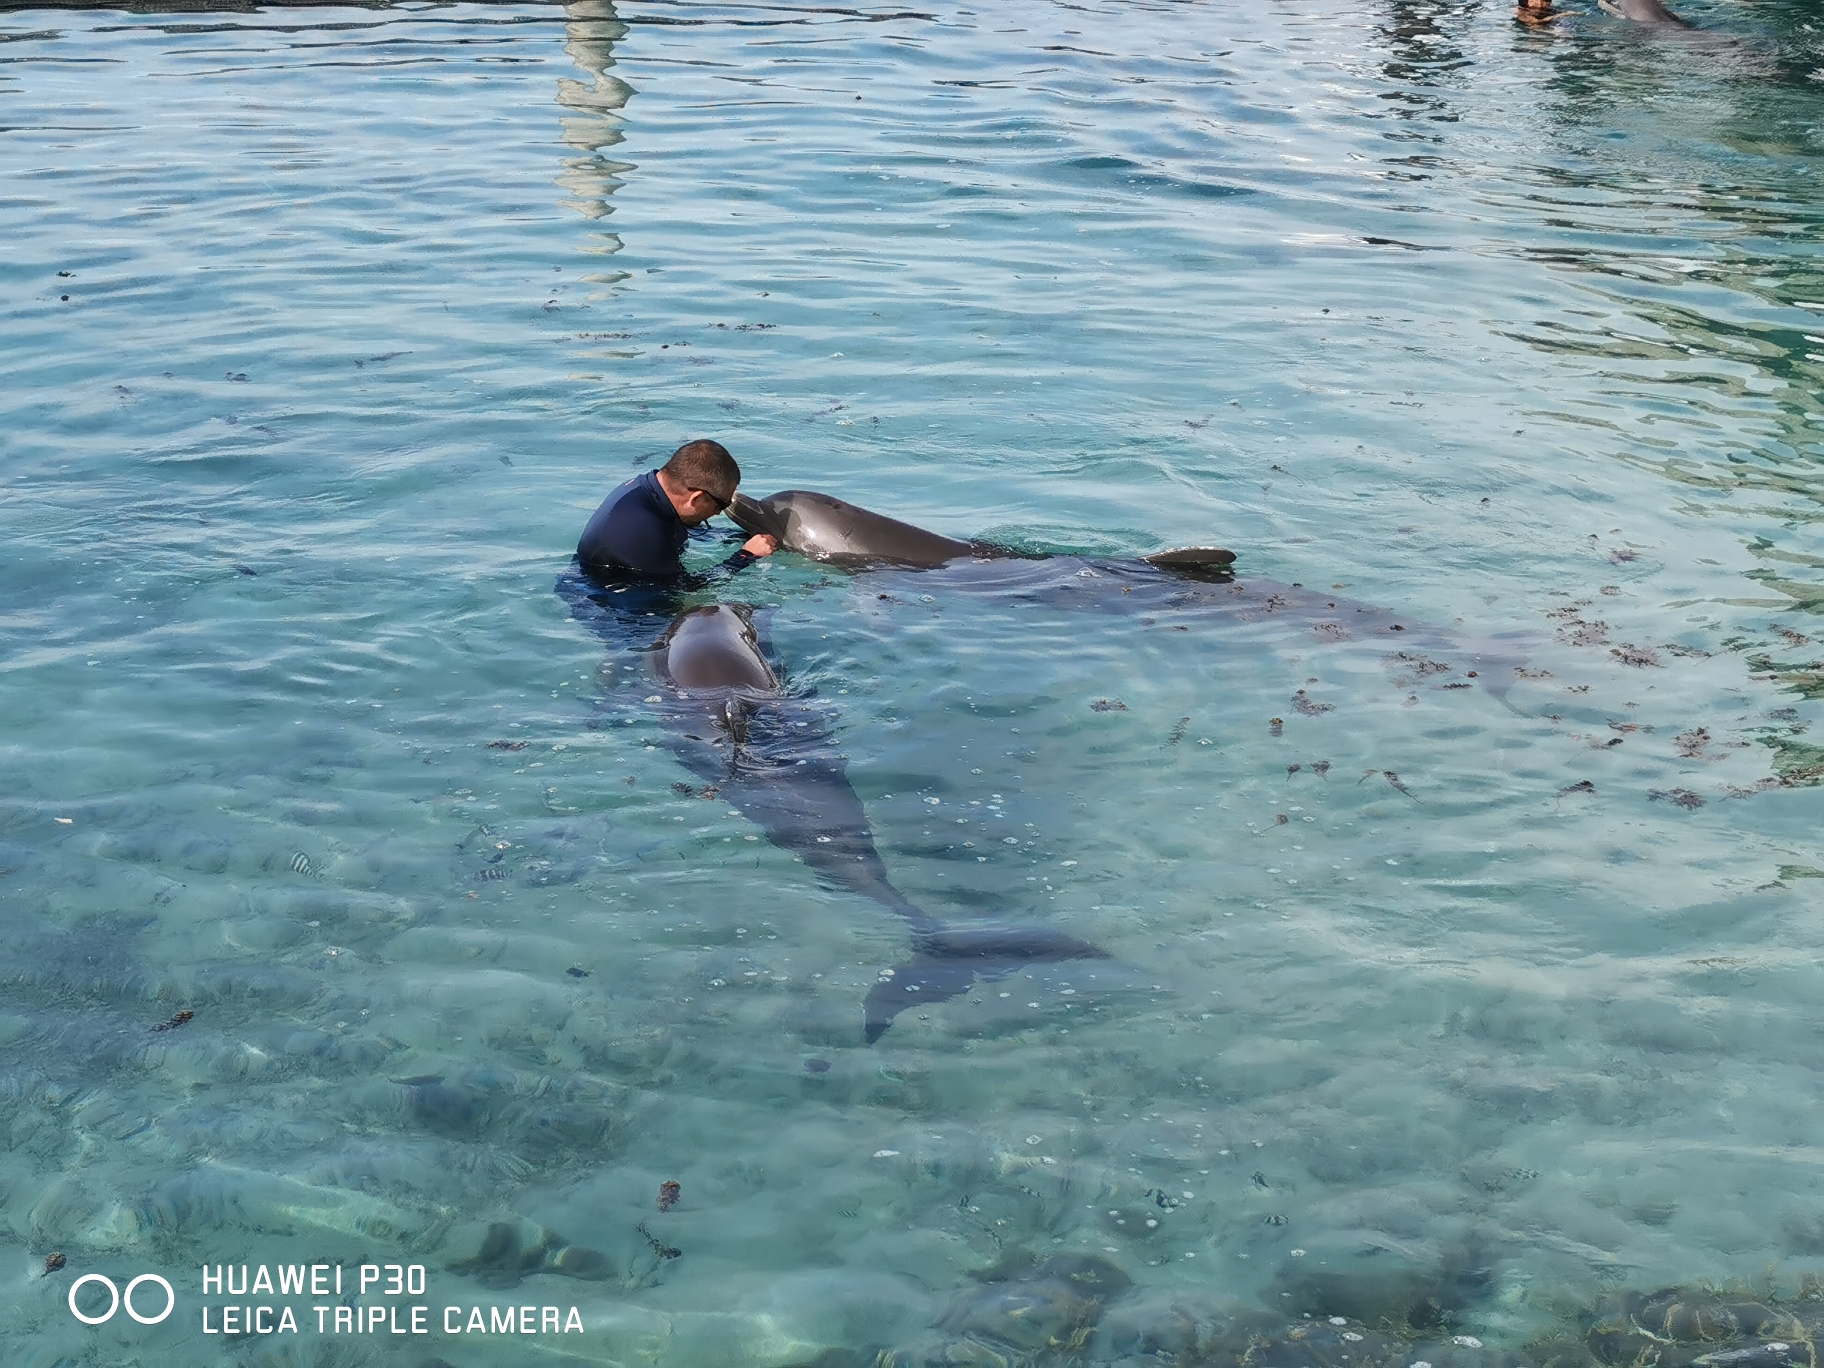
<box><xmin>661</xmin><ymin>439</ymin><xmax>740</xmax><ymax>502</ymax></box>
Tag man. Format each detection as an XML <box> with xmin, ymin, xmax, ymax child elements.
<box><xmin>576</xmin><ymin>438</ymin><xmax>776</xmax><ymax>585</ymax></box>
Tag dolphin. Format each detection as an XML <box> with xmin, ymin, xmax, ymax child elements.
<box><xmin>729</xmin><ymin>488</ymin><xmax>1237</xmax><ymax>576</ymax></box>
<box><xmin>647</xmin><ymin>603</ymin><xmax>1107</xmax><ymax>1043</ymax></box>
<box><xmin>1597</xmin><ymin>0</ymin><xmax>1691</xmax><ymax>25</ymax></box>
<box><xmin>728</xmin><ymin>488</ymin><xmax>1521</xmax><ymax>699</ymax></box>
<box><xmin>728</xmin><ymin>489</ymin><xmax>981</xmax><ymax>568</ymax></box>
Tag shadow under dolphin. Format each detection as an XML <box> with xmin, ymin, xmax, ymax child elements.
<box><xmin>646</xmin><ymin>603</ymin><xmax>1107</xmax><ymax>1043</ymax></box>
<box><xmin>729</xmin><ymin>489</ymin><xmax>1525</xmax><ymax>704</ymax></box>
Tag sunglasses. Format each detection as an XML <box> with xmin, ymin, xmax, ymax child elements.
<box><xmin>693</xmin><ymin>488</ymin><xmax>732</xmax><ymax>514</ymax></box>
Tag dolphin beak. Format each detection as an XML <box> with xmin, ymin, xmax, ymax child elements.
<box><xmin>727</xmin><ymin>493</ymin><xmax>780</xmax><ymax>540</ymax></box>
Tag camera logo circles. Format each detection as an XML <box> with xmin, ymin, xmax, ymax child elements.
<box><xmin>68</xmin><ymin>1273</ymin><xmax>175</xmax><ymax>1326</ymax></box>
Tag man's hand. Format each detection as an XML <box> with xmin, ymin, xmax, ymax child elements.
<box><xmin>743</xmin><ymin>534</ymin><xmax>779</xmax><ymax>557</ymax></box>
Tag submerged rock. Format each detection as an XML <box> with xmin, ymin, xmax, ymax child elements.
<box><xmin>1094</xmin><ymin>1292</ymin><xmax>1239</xmax><ymax>1361</ymax></box>
<box><xmin>783</xmin><ymin>1352</ymin><xmax>885</xmax><ymax>1368</ymax></box>
<box><xmin>1202</xmin><ymin>1313</ymin><xmax>1412</xmax><ymax>1368</ymax></box>
<box><xmin>1579</xmin><ymin>1288</ymin><xmax>1816</xmax><ymax>1368</ymax></box>
<box><xmin>889</xmin><ymin>1252</ymin><xmax>1132</xmax><ymax>1365</ymax></box>
<box><xmin>1268</xmin><ymin>1228</ymin><xmax>1499</xmax><ymax>1336</ymax></box>
<box><xmin>855</xmin><ymin>1278</ymin><xmax>1824</xmax><ymax>1368</ymax></box>
<box><xmin>444</xmin><ymin>1217</ymin><xmax>615</xmax><ymax>1288</ymax></box>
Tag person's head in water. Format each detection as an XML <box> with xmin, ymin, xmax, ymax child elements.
<box><xmin>655</xmin><ymin>439</ymin><xmax>740</xmax><ymax>527</ymax></box>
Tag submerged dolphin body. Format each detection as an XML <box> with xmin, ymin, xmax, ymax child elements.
<box><xmin>730</xmin><ymin>488</ymin><xmax>1521</xmax><ymax>699</ymax></box>
<box><xmin>648</xmin><ymin>604</ymin><xmax>1107</xmax><ymax>1043</ymax></box>
<box><xmin>1598</xmin><ymin>0</ymin><xmax>1691</xmax><ymax>25</ymax></box>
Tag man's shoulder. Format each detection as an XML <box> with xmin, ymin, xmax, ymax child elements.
<box><xmin>601</xmin><ymin>471</ymin><xmax>653</xmax><ymax>508</ymax></box>
<box><xmin>577</xmin><ymin>470</ymin><xmax>684</xmax><ymax>574</ymax></box>
<box><xmin>586</xmin><ymin>472</ymin><xmax>664</xmax><ymax>528</ymax></box>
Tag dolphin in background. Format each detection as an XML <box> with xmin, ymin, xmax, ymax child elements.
<box><xmin>647</xmin><ymin>604</ymin><xmax>1107</xmax><ymax>1044</ymax></box>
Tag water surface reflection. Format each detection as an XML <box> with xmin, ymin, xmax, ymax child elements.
<box><xmin>0</xmin><ymin>2</ymin><xmax>1822</xmax><ymax>1365</ymax></box>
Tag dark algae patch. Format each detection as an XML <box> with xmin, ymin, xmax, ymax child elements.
<box><xmin>1734</xmin><ymin>733</ymin><xmax>1824</xmax><ymax>793</ymax></box>
<box><xmin>1745</xmin><ymin>653</ymin><xmax>1824</xmax><ymax>700</ymax></box>
<box><xmin>897</xmin><ymin>1252</ymin><xmax>1129</xmax><ymax>1363</ymax></box>
<box><xmin>1611</xmin><ymin>644</ymin><xmax>1662</xmax><ymax>668</ymax></box>
<box><xmin>1676</xmin><ymin>728</ymin><xmax>1712</xmax><ymax>759</ymax></box>
<box><xmin>1292</xmin><ymin>688</ymin><xmax>1335</xmax><ymax>716</ymax></box>
<box><xmin>637</xmin><ymin>1222</ymin><xmax>680</xmax><ymax>1261</ymax></box>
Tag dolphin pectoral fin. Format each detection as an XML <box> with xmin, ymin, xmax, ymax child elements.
<box><xmin>863</xmin><ymin>958</ymin><xmax>981</xmax><ymax>1043</ymax></box>
<box><xmin>720</xmin><ymin>697</ymin><xmax>753</xmax><ymax>748</ymax></box>
<box><xmin>1477</xmin><ymin>667</ymin><xmax>1525</xmax><ymax>716</ymax></box>
<box><xmin>1462</xmin><ymin>635</ymin><xmax>1536</xmax><ymax>713</ymax></box>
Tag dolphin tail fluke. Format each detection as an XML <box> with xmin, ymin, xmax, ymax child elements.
<box><xmin>863</xmin><ymin>922</ymin><xmax>1110</xmax><ymax>1043</ymax></box>
<box><xmin>863</xmin><ymin>958</ymin><xmax>981</xmax><ymax>1044</ymax></box>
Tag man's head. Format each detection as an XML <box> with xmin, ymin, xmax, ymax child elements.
<box><xmin>656</xmin><ymin>439</ymin><xmax>741</xmax><ymax>526</ymax></box>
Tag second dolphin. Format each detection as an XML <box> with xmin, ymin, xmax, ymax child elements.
<box><xmin>648</xmin><ymin>603</ymin><xmax>1107</xmax><ymax>1043</ymax></box>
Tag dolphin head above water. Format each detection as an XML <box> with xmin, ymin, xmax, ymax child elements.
<box><xmin>729</xmin><ymin>489</ymin><xmax>981</xmax><ymax>568</ymax></box>
<box><xmin>651</xmin><ymin>604</ymin><xmax>779</xmax><ymax>693</ymax></box>
<box><xmin>648</xmin><ymin>604</ymin><xmax>781</xmax><ymax>744</ymax></box>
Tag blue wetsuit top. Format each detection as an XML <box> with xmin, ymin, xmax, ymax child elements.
<box><xmin>575</xmin><ymin>471</ymin><xmax>755</xmax><ymax>588</ymax></box>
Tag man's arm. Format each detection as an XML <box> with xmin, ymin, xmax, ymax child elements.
<box><xmin>688</xmin><ymin>531</ymin><xmax>778</xmax><ymax>587</ymax></box>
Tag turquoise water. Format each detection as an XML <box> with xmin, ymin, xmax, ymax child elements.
<box><xmin>3</xmin><ymin>0</ymin><xmax>1824</xmax><ymax>1362</ymax></box>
